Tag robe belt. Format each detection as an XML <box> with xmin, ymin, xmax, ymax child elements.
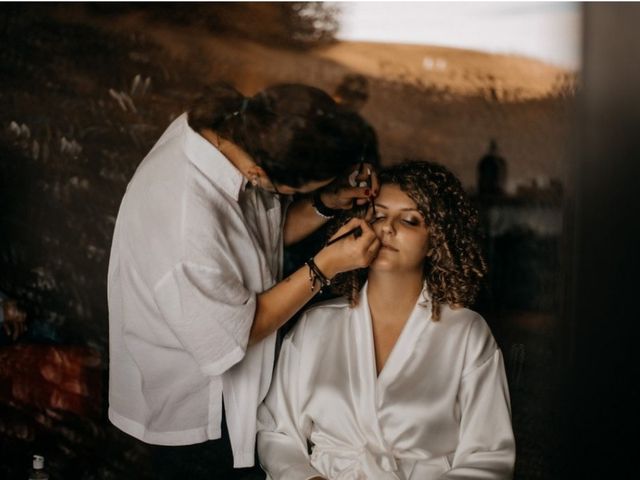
<box><xmin>310</xmin><ymin>444</ymin><xmax>400</xmax><ymax>480</ymax></box>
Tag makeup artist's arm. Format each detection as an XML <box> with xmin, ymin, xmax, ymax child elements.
<box><xmin>249</xmin><ymin>218</ymin><xmax>380</xmax><ymax>345</ymax></box>
<box><xmin>282</xmin><ymin>190</ymin><xmax>359</xmax><ymax>245</ymax></box>
<box><xmin>283</xmin><ymin>166</ymin><xmax>379</xmax><ymax>246</ymax></box>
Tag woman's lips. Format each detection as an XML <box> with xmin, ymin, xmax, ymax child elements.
<box><xmin>381</xmin><ymin>243</ymin><xmax>399</xmax><ymax>251</ymax></box>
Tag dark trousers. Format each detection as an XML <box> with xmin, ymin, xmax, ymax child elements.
<box><xmin>147</xmin><ymin>411</ymin><xmax>265</xmax><ymax>480</ymax></box>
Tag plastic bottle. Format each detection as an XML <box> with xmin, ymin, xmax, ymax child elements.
<box><xmin>28</xmin><ymin>455</ymin><xmax>49</xmax><ymax>480</ymax></box>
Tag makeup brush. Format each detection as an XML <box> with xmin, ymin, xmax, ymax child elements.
<box><xmin>326</xmin><ymin>216</ymin><xmax>381</xmax><ymax>246</ymax></box>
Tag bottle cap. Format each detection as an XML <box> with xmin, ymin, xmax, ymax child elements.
<box><xmin>33</xmin><ymin>455</ymin><xmax>45</xmax><ymax>470</ymax></box>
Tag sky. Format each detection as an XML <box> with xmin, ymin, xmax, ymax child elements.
<box><xmin>331</xmin><ymin>1</ymin><xmax>582</xmax><ymax>70</ymax></box>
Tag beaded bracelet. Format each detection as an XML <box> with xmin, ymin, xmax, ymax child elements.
<box><xmin>312</xmin><ymin>192</ymin><xmax>341</xmax><ymax>219</ymax></box>
<box><xmin>305</xmin><ymin>257</ymin><xmax>331</xmax><ymax>292</ymax></box>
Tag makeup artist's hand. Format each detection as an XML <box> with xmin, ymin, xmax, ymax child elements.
<box><xmin>319</xmin><ymin>163</ymin><xmax>379</xmax><ymax>209</ymax></box>
<box><xmin>314</xmin><ymin>217</ymin><xmax>381</xmax><ymax>278</ymax></box>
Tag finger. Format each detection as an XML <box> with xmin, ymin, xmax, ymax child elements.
<box><xmin>354</xmin><ymin>163</ymin><xmax>377</xmax><ymax>189</ymax></box>
<box><xmin>367</xmin><ymin>237</ymin><xmax>381</xmax><ymax>257</ymax></box>
<box><xmin>358</xmin><ymin>220</ymin><xmax>377</xmax><ymax>237</ymax></box>
<box><xmin>362</xmin><ymin>234</ymin><xmax>379</xmax><ymax>250</ymax></box>
<box><xmin>363</xmin><ymin>238</ymin><xmax>381</xmax><ymax>266</ymax></box>
<box><xmin>368</xmin><ymin>168</ymin><xmax>380</xmax><ymax>195</ymax></box>
<box><xmin>363</xmin><ymin>207</ymin><xmax>375</xmax><ymax>223</ymax></box>
<box><xmin>347</xmin><ymin>217</ymin><xmax>372</xmax><ymax>237</ymax></box>
<box><xmin>346</xmin><ymin>167</ymin><xmax>360</xmax><ymax>187</ymax></box>
<box><xmin>341</xmin><ymin>216</ymin><xmax>363</xmax><ymax>230</ymax></box>
<box><xmin>351</xmin><ymin>225</ymin><xmax>377</xmax><ymax>249</ymax></box>
<box><xmin>336</xmin><ymin>186</ymin><xmax>372</xmax><ymax>200</ymax></box>
<box><xmin>354</xmin><ymin>170</ymin><xmax>370</xmax><ymax>185</ymax></box>
<box><xmin>329</xmin><ymin>217</ymin><xmax>361</xmax><ymax>239</ymax></box>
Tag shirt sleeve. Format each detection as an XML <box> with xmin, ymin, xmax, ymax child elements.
<box><xmin>153</xmin><ymin>261</ymin><xmax>257</xmax><ymax>377</ymax></box>
<box><xmin>438</xmin><ymin>318</ymin><xmax>516</xmax><ymax>480</ymax></box>
<box><xmin>257</xmin><ymin>320</ymin><xmax>323</xmax><ymax>480</ymax></box>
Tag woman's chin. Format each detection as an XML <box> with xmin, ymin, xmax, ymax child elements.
<box><xmin>369</xmin><ymin>258</ymin><xmax>400</xmax><ymax>272</ymax></box>
<box><xmin>369</xmin><ymin>256</ymin><xmax>424</xmax><ymax>275</ymax></box>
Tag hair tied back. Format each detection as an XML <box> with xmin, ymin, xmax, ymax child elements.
<box><xmin>229</xmin><ymin>97</ymin><xmax>250</xmax><ymax>118</ymax></box>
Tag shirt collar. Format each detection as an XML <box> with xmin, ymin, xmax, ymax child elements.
<box><xmin>181</xmin><ymin>113</ymin><xmax>247</xmax><ymax>202</ymax></box>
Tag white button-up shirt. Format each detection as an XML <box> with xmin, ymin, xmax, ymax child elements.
<box><xmin>108</xmin><ymin>113</ymin><xmax>283</xmax><ymax>467</ymax></box>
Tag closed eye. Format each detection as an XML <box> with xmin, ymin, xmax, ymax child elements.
<box><xmin>403</xmin><ymin>219</ymin><xmax>420</xmax><ymax>226</ymax></box>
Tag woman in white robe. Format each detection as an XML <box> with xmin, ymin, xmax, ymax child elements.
<box><xmin>258</xmin><ymin>161</ymin><xmax>515</xmax><ymax>480</ymax></box>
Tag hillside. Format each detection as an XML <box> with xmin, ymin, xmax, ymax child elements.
<box><xmin>71</xmin><ymin>8</ymin><xmax>576</xmax><ymax>191</ymax></box>
<box><xmin>317</xmin><ymin>40</ymin><xmax>573</xmax><ymax>100</ymax></box>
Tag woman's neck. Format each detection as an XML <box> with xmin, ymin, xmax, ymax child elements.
<box><xmin>200</xmin><ymin>128</ymin><xmax>255</xmax><ymax>180</ymax></box>
<box><xmin>367</xmin><ymin>270</ymin><xmax>424</xmax><ymax>326</ymax></box>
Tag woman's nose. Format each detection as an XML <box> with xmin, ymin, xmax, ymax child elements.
<box><xmin>380</xmin><ymin>218</ymin><xmax>395</xmax><ymax>235</ymax></box>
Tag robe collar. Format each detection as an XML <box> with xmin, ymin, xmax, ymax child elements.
<box><xmin>355</xmin><ymin>280</ymin><xmax>433</xmax><ymax>388</ymax></box>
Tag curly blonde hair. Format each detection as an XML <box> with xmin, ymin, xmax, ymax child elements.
<box><xmin>330</xmin><ymin>160</ymin><xmax>487</xmax><ymax>321</ymax></box>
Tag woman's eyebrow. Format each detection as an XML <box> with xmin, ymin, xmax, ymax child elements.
<box><xmin>374</xmin><ymin>203</ymin><xmax>420</xmax><ymax>212</ymax></box>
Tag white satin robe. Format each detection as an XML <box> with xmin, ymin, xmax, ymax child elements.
<box><xmin>258</xmin><ymin>284</ymin><xmax>515</xmax><ymax>480</ymax></box>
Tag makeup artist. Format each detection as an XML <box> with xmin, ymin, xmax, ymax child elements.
<box><xmin>107</xmin><ymin>82</ymin><xmax>379</xmax><ymax>479</ymax></box>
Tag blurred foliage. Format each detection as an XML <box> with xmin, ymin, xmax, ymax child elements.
<box><xmin>88</xmin><ymin>2</ymin><xmax>340</xmax><ymax>49</ymax></box>
<box><xmin>0</xmin><ymin>9</ymin><xmax>213</xmax><ymax>478</ymax></box>
<box><xmin>0</xmin><ymin>7</ymin><xmax>210</xmax><ymax>354</ymax></box>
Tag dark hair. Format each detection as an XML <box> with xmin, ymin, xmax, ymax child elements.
<box><xmin>331</xmin><ymin>160</ymin><xmax>487</xmax><ymax>321</ymax></box>
<box><xmin>188</xmin><ymin>82</ymin><xmax>368</xmax><ymax>187</ymax></box>
<box><xmin>334</xmin><ymin>73</ymin><xmax>369</xmax><ymax>110</ymax></box>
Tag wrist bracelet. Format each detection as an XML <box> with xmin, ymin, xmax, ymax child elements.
<box><xmin>312</xmin><ymin>192</ymin><xmax>340</xmax><ymax>219</ymax></box>
<box><xmin>305</xmin><ymin>257</ymin><xmax>331</xmax><ymax>292</ymax></box>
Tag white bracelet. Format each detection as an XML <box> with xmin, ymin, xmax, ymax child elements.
<box><xmin>312</xmin><ymin>192</ymin><xmax>339</xmax><ymax>219</ymax></box>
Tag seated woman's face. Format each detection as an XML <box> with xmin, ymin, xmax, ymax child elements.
<box><xmin>370</xmin><ymin>184</ymin><xmax>430</xmax><ymax>274</ymax></box>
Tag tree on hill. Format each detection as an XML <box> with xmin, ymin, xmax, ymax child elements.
<box><xmin>88</xmin><ymin>2</ymin><xmax>340</xmax><ymax>50</ymax></box>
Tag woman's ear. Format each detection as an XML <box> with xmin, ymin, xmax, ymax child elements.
<box><xmin>246</xmin><ymin>165</ymin><xmax>270</xmax><ymax>187</ymax></box>
<box><xmin>423</xmin><ymin>237</ymin><xmax>432</xmax><ymax>257</ymax></box>
<box><xmin>423</xmin><ymin>228</ymin><xmax>433</xmax><ymax>258</ymax></box>
<box><xmin>247</xmin><ymin>165</ymin><xmax>267</xmax><ymax>179</ymax></box>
